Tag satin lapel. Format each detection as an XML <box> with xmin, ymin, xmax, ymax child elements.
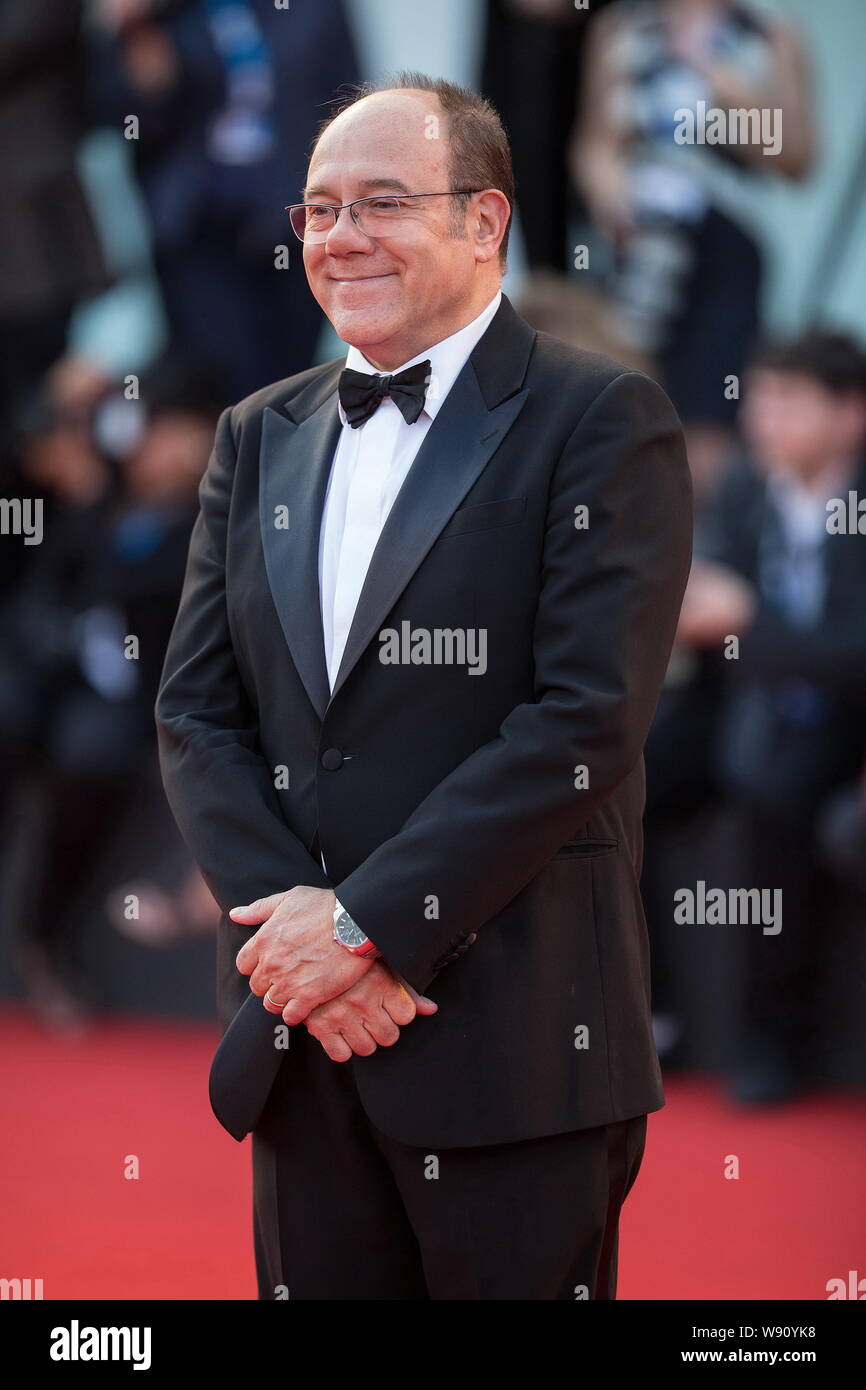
<box><xmin>258</xmin><ymin>377</ymin><xmax>341</xmax><ymax>721</ymax></box>
<box><xmin>329</xmin><ymin>365</ymin><xmax>530</xmax><ymax>700</ymax></box>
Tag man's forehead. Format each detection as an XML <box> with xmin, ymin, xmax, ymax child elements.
<box><xmin>748</xmin><ymin>369</ymin><xmax>821</xmax><ymax>393</ymax></box>
<box><xmin>307</xmin><ymin>92</ymin><xmax>447</xmax><ymax>186</ymax></box>
<box><xmin>304</xmin><ymin>155</ymin><xmax>449</xmax><ymax>201</ymax></box>
<box><xmin>327</xmin><ymin>87</ymin><xmax>442</xmax><ymax>131</ymax></box>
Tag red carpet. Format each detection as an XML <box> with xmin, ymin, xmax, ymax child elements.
<box><xmin>2</xmin><ymin>1005</ymin><xmax>863</xmax><ymax>1300</ymax></box>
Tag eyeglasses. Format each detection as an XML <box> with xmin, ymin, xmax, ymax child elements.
<box><xmin>284</xmin><ymin>190</ymin><xmax>483</xmax><ymax>243</ymax></box>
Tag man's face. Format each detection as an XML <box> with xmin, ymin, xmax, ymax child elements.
<box><xmin>301</xmin><ymin>91</ymin><xmax>484</xmax><ymax>369</ymax></box>
<box><xmin>741</xmin><ymin>369</ymin><xmax>866</xmax><ymax>479</ymax></box>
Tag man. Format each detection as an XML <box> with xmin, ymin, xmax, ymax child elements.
<box><xmin>678</xmin><ymin>332</ymin><xmax>866</xmax><ymax>1104</ymax></box>
<box><xmin>156</xmin><ymin>72</ymin><xmax>693</xmax><ymax>1300</ymax></box>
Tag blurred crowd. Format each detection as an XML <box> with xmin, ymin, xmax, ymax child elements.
<box><xmin>1</xmin><ymin>0</ymin><xmax>863</xmax><ymax>1106</ymax></box>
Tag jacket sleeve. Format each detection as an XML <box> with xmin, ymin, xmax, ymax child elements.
<box><xmin>333</xmin><ymin>371</ymin><xmax>694</xmax><ymax>991</ymax></box>
<box><xmin>155</xmin><ymin>406</ymin><xmax>330</xmax><ymax>917</ymax></box>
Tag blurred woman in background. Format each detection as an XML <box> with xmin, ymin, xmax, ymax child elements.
<box><xmin>570</xmin><ymin>0</ymin><xmax>815</xmax><ymax>507</ymax></box>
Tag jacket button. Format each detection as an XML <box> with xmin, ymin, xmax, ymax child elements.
<box><xmin>320</xmin><ymin>748</ymin><xmax>344</xmax><ymax>770</ymax></box>
<box><xmin>464</xmin><ymin>933</ymin><xmax>477</xmax><ymax>948</ymax></box>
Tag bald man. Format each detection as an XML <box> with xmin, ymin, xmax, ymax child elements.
<box><xmin>156</xmin><ymin>72</ymin><xmax>692</xmax><ymax>1300</ymax></box>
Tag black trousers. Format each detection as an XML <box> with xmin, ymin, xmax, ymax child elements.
<box><xmin>251</xmin><ymin>1023</ymin><xmax>648</xmax><ymax>1301</ymax></box>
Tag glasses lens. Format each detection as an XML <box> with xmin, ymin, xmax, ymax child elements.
<box><xmin>353</xmin><ymin>197</ymin><xmax>403</xmax><ymax>236</ymax></box>
<box><xmin>287</xmin><ymin>206</ymin><xmax>304</xmax><ymax>240</ymax></box>
<box><xmin>289</xmin><ymin>204</ymin><xmax>335</xmax><ymax>242</ymax></box>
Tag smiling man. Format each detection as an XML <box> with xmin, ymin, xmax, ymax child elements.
<box><xmin>156</xmin><ymin>72</ymin><xmax>693</xmax><ymax>1300</ymax></box>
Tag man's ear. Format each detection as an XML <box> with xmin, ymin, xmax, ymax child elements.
<box><xmin>473</xmin><ymin>190</ymin><xmax>510</xmax><ymax>264</ymax></box>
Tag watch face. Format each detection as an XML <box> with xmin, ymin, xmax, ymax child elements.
<box><xmin>335</xmin><ymin>910</ymin><xmax>367</xmax><ymax>948</ymax></box>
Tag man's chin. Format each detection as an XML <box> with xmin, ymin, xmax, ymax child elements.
<box><xmin>325</xmin><ymin>303</ymin><xmax>402</xmax><ymax>351</ymax></box>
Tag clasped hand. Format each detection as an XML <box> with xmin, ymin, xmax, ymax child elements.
<box><xmin>230</xmin><ymin>886</ymin><xmax>437</xmax><ymax>1061</ymax></box>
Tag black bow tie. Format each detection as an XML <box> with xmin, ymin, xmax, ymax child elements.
<box><xmin>338</xmin><ymin>359</ymin><xmax>431</xmax><ymax>429</ymax></box>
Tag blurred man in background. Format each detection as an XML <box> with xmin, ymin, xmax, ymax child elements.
<box><xmin>678</xmin><ymin>331</ymin><xmax>866</xmax><ymax>1101</ymax></box>
<box><xmin>91</xmin><ymin>0</ymin><xmax>359</xmax><ymax>400</ymax></box>
<box><xmin>0</xmin><ymin>1</ymin><xmax>112</xmax><ymax>599</ymax></box>
<box><xmin>0</xmin><ymin>355</ymin><xmax>221</xmax><ymax>1025</ymax></box>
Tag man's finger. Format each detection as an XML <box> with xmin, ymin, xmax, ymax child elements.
<box><xmin>247</xmin><ymin>964</ymin><xmax>275</xmax><ymax>997</ymax></box>
<box><xmin>316</xmin><ymin>1030</ymin><xmax>353</xmax><ymax>1062</ymax></box>
<box><xmin>282</xmin><ymin>993</ymin><xmax>317</xmax><ymax>1027</ymax></box>
<box><xmin>235</xmin><ymin>936</ymin><xmax>260</xmax><ymax>976</ymax></box>
<box><xmin>228</xmin><ymin>894</ymin><xmax>284</xmax><ymax>925</ymax></box>
<box><xmin>338</xmin><ymin>1020</ymin><xmax>377</xmax><ymax>1057</ymax></box>
<box><xmin>396</xmin><ymin>974</ymin><xmax>438</xmax><ymax>1016</ymax></box>
<box><xmin>380</xmin><ymin>983</ymin><xmax>418</xmax><ymax>1027</ymax></box>
<box><xmin>359</xmin><ymin>1009</ymin><xmax>400</xmax><ymax>1047</ymax></box>
<box><xmin>262</xmin><ymin>989</ymin><xmax>290</xmax><ymax>1015</ymax></box>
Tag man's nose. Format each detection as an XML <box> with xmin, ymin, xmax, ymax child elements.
<box><xmin>325</xmin><ymin>205</ymin><xmax>371</xmax><ymax>254</ymax></box>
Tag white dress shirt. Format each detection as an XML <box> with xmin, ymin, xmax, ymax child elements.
<box><xmin>318</xmin><ymin>289</ymin><xmax>502</xmax><ymax>692</ymax></box>
<box><xmin>763</xmin><ymin>462</ymin><xmax>851</xmax><ymax>627</ymax></box>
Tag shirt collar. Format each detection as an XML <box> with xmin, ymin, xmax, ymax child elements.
<box><xmin>767</xmin><ymin>459</ymin><xmax>857</xmax><ymax>544</ymax></box>
<box><xmin>337</xmin><ymin>288</ymin><xmax>502</xmax><ymax>427</ymax></box>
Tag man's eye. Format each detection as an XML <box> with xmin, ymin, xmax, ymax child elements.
<box><xmin>368</xmin><ymin>199</ymin><xmax>401</xmax><ymax>212</ymax></box>
<box><xmin>306</xmin><ymin>205</ymin><xmax>332</xmax><ymax>222</ymax></box>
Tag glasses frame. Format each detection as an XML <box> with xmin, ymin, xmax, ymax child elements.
<box><xmin>284</xmin><ymin>189</ymin><xmax>484</xmax><ymax>242</ymax></box>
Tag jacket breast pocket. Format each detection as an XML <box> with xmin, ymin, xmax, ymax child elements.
<box><xmin>438</xmin><ymin>496</ymin><xmax>526</xmax><ymax>538</ymax></box>
<box><xmin>552</xmin><ymin>838</ymin><xmax>619</xmax><ymax>860</ymax></box>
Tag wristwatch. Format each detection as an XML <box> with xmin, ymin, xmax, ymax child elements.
<box><xmin>332</xmin><ymin>900</ymin><xmax>381</xmax><ymax>958</ymax></box>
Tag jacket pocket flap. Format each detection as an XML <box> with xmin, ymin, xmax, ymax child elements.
<box><xmin>552</xmin><ymin>838</ymin><xmax>619</xmax><ymax>859</ymax></box>
<box><xmin>440</xmin><ymin>496</ymin><xmax>526</xmax><ymax>538</ymax></box>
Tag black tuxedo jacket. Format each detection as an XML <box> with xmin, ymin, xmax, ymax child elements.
<box><xmin>155</xmin><ymin>294</ymin><xmax>693</xmax><ymax>1147</ymax></box>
